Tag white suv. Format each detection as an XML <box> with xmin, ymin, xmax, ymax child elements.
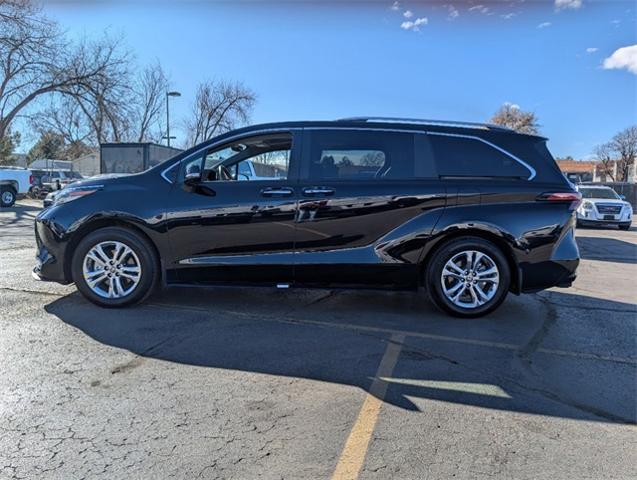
<box><xmin>576</xmin><ymin>185</ymin><xmax>632</xmax><ymax>230</ymax></box>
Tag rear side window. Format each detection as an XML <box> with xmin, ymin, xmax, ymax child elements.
<box><xmin>305</xmin><ymin>130</ymin><xmax>414</xmax><ymax>180</ymax></box>
<box><xmin>429</xmin><ymin>134</ymin><xmax>530</xmax><ymax>179</ymax></box>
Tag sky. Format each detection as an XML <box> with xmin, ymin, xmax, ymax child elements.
<box><xmin>41</xmin><ymin>0</ymin><xmax>637</xmax><ymax>160</ymax></box>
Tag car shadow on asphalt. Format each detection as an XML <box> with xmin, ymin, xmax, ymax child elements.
<box><xmin>0</xmin><ymin>202</ymin><xmax>41</xmax><ymax>227</ymax></box>
<box><xmin>576</xmin><ymin>235</ymin><xmax>637</xmax><ymax>264</ymax></box>
<box><xmin>44</xmin><ymin>287</ymin><xmax>636</xmax><ymax>425</ymax></box>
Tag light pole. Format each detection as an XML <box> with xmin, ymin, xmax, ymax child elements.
<box><xmin>165</xmin><ymin>91</ymin><xmax>181</xmax><ymax>147</ymax></box>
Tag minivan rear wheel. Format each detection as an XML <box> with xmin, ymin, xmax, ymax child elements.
<box><xmin>71</xmin><ymin>227</ymin><xmax>158</xmax><ymax>308</ymax></box>
<box><xmin>426</xmin><ymin>237</ymin><xmax>510</xmax><ymax>318</ymax></box>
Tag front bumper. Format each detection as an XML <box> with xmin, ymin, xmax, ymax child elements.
<box><xmin>577</xmin><ymin>218</ymin><xmax>631</xmax><ymax>228</ymax></box>
<box><xmin>33</xmin><ymin>214</ymin><xmax>71</xmax><ymax>284</ymax></box>
<box><xmin>576</xmin><ymin>205</ymin><xmax>631</xmax><ymax>225</ymax></box>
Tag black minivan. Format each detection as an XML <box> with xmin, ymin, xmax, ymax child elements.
<box><xmin>34</xmin><ymin>118</ymin><xmax>581</xmax><ymax>317</ymax></box>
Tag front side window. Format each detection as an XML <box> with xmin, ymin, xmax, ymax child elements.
<box><xmin>306</xmin><ymin>130</ymin><xmax>414</xmax><ymax>180</ymax></box>
<box><xmin>183</xmin><ymin>133</ymin><xmax>292</xmax><ymax>182</ymax></box>
<box><xmin>430</xmin><ymin>134</ymin><xmax>530</xmax><ymax>179</ymax></box>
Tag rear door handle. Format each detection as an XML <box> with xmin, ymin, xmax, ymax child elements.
<box><xmin>302</xmin><ymin>186</ymin><xmax>335</xmax><ymax>197</ymax></box>
<box><xmin>261</xmin><ymin>187</ymin><xmax>294</xmax><ymax>197</ymax></box>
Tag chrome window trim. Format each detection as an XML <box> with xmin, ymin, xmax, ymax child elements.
<box><xmin>426</xmin><ymin>131</ymin><xmax>537</xmax><ymax>181</ymax></box>
<box><xmin>168</xmin><ymin>127</ymin><xmax>300</xmax><ymax>183</ymax></box>
<box><xmin>303</xmin><ymin>126</ymin><xmax>536</xmax><ymax>180</ymax></box>
<box><xmin>163</xmin><ymin>125</ymin><xmax>536</xmax><ymax>182</ymax></box>
<box><xmin>160</xmin><ymin>163</ymin><xmax>179</xmax><ymax>184</ymax></box>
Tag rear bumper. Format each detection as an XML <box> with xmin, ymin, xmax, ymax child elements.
<box><xmin>520</xmin><ymin>226</ymin><xmax>579</xmax><ymax>293</ymax></box>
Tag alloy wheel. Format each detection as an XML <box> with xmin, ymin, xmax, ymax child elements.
<box><xmin>440</xmin><ymin>250</ymin><xmax>500</xmax><ymax>309</ymax></box>
<box><xmin>82</xmin><ymin>241</ymin><xmax>142</xmax><ymax>299</ymax></box>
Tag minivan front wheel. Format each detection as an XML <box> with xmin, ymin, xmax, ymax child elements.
<box><xmin>426</xmin><ymin>237</ymin><xmax>510</xmax><ymax>318</ymax></box>
<box><xmin>72</xmin><ymin>227</ymin><xmax>158</xmax><ymax>307</ymax></box>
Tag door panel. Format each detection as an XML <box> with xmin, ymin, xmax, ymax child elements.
<box><xmin>294</xmin><ymin>129</ymin><xmax>446</xmax><ymax>288</ymax></box>
<box><xmin>164</xmin><ymin>131</ymin><xmax>299</xmax><ymax>285</ymax></box>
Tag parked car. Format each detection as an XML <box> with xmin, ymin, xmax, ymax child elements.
<box><xmin>42</xmin><ymin>189</ymin><xmax>61</xmax><ymax>208</ymax></box>
<box><xmin>40</xmin><ymin>170</ymin><xmax>83</xmax><ymax>191</ymax></box>
<box><xmin>0</xmin><ymin>166</ymin><xmax>32</xmax><ymax>207</ymax></box>
<box><xmin>33</xmin><ymin>118</ymin><xmax>581</xmax><ymax>317</ymax></box>
<box><xmin>576</xmin><ymin>185</ymin><xmax>632</xmax><ymax>230</ymax></box>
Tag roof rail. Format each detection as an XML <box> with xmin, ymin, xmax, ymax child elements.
<box><xmin>336</xmin><ymin>117</ymin><xmax>513</xmax><ymax>132</ymax></box>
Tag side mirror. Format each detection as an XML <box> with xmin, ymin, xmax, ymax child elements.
<box><xmin>184</xmin><ymin>171</ymin><xmax>201</xmax><ymax>185</ymax></box>
<box><xmin>620</xmin><ymin>194</ymin><xmax>626</xmax><ymax>200</ymax></box>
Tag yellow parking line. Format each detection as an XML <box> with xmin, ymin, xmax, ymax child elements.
<box><xmin>331</xmin><ymin>334</ymin><xmax>405</xmax><ymax>480</ymax></box>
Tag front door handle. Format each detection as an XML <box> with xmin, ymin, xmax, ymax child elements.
<box><xmin>261</xmin><ymin>187</ymin><xmax>294</xmax><ymax>197</ymax></box>
<box><xmin>302</xmin><ymin>186</ymin><xmax>335</xmax><ymax>197</ymax></box>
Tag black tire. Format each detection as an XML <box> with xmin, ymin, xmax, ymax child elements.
<box><xmin>426</xmin><ymin>236</ymin><xmax>511</xmax><ymax>318</ymax></box>
<box><xmin>71</xmin><ymin>227</ymin><xmax>159</xmax><ymax>308</ymax></box>
<box><xmin>0</xmin><ymin>186</ymin><xmax>17</xmax><ymax>207</ymax></box>
<box><xmin>619</xmin><ymin>223</ymin><xmax>631</xmax><ymax>231</ymax></box>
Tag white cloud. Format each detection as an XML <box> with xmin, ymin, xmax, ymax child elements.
<box><xmin>469</xmin><ymin>4</ymin><xmax>490</xmax><ymax>14</ymax></box>
<box><xmin>447</xmin><ymin>5</ymin><xmax>459</xmax><ymax>20</ymax></box>
<box><xmin>501</xmin><ymin>12</ymin><xmax>517</xmax><ymax>20</ymax></box>
<box><xmin>555</xmin><ymin>0</ymin><xmax>582</xmax><ymax>10</ymax></box>
<box><xmin>603</xmin><ymin>44</ymin><xmax>637</xmax><ymax>75</ymax></box>
<box><xmin>586</xmin><ymin>47</ymin><xmax>598</xmax><ymax>53</ymax></box>
<box><xmin>403</xmin><ymin>9</ymin><xmax>413</xmax><ymax>18</ymax></box>
<box><xmin>537</xmin><ymin>22</ymin><xmax>552</xmax><ymax>28</ymax></box>
<box><xmin>401</xmin><ymin>17</ymin><xmax>428</xmax><ymax>31</ymax></box>
<box><xmin>390</xmin><ymin>1</ymin><xmax>400</xmax><ymax>11</ymax></box>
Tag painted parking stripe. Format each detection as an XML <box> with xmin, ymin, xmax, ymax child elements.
<box><xmin>331</xmin><ymin>334</ymin><xmax>405</xmax><ymax>480</ymax></box>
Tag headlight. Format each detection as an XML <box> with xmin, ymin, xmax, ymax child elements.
<box><xmin>54</xmin><ymin>185</ymin><xmax>103</xmax><ymax>205</ymax></box>
<box><xmin>582</xmin><ymin>201</ymin><xmax>593</xmax><ymax>210</ymax></box>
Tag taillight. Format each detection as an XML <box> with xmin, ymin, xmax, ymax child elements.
<box><xmin>29</xmin><ymin>175</ymin><xmax>33</xmax><ymax>185</ymax></box>
<box><xmin>536</xmin><ymin>191</ymin><xmax>582</xmax><ymax>210</ymax></box>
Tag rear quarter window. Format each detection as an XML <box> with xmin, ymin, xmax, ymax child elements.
<box><xmin>430</xmin><ymin>134</ymin><xmax>530</xmax><ymax>179</ymax></box>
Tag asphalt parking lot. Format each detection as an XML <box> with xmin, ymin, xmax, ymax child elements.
<box><xmin>1</xmin><ymin>200</ymin><xmax>636</xmax><ymax>480</ymax></box>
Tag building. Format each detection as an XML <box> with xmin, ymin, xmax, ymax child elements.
<box><xmin>556</xmin><ymin>159</ymin><xmax>637</xmax><ymax>184</ymax></box>
<box><xmin>73</xmin><ymin>151</ymin><xmax>100</xmax><ymax>178</ymax></box>
<box><xmin>556</xmin><ymin>159</ymin><xmax>596</xmax><ymax>183</ymax></box>
<box><xmin>29</xmin><ymin>159</ymin><xmax>74</xmax><ymax>171</ymax></box>
<box><xmin>100</xmin><ymin>143</ymin><xmax>182</xmax><ymax>174</ymax></box>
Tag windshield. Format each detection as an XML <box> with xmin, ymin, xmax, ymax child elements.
<box><xmin>579</xmin><ymin>188</ymin><xmax>619</xmax><ymax>200</ymax></box>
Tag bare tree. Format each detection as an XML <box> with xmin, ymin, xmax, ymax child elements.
<box><xmin>593</xmin><ymin>142</ymin><xmax>616</xmax><ymax>182</ymax></box>
<box><xmin>0</xmin><ymin>0</ymin><xmax>129</xmax><ymax>142</ymax></box>
<box><xmin>132</xmin><ymin>62</ymin><xmax>168</xmax><ymax>142</ymax></box>
<box><xmin>31</xmin><ymin>95</ymin><xmax>92</xmax><ymax>148</ymax></box>
<box><xmin>610</xmin><ymin>126</ymin><xmax>637</xmax><ymax>182</ymax></box>
<box><xmin>32</xmin><ymin>60</ymin><xmax>168</xmax><ymax>148</ymax></box>
<box><xmin>61</xmin><ymin>36</ymin><xmax>133</xmax><ymax>144</ymax></box>
<box><xmin>490</xmin><ymin>103</ymin><xmax>540</xmax><ymax>135</ymax></box>
<box><xmin>185</xmin><ymin>80</ymin><xmax>256</xmax><ymax>147</ymax></box>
